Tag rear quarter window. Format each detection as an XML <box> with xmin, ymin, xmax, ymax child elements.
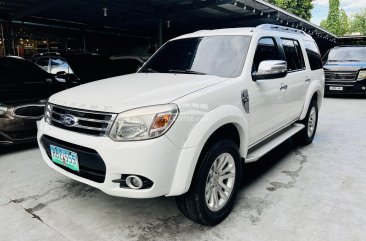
<box><xmin>304</xmin><ymin>40</ymin><xmax>322</xmax><ymax>70</ymax></box>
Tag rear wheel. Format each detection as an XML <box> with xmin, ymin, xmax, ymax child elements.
<box><xmin>294</xmin><ymin>100</ymin><xmax>318</xmax><ymax>145</ymax></box>
<box><xmin>176</xmin><ymin>139</ymin><xmax>242</xmax><ymax>226</ymax></box>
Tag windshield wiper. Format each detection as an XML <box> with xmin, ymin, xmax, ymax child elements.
<box><xmin>141</xmin><ymin>68</ymin><xmax>159</xmax><ymax>73</ymax></box>
<box><xmin>169</xmin><ymin>69</ymin><xmax>207</xmax><ymax>75</ymax></box>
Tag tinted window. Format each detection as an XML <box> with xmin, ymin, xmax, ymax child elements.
<box><xmin>50</xmin><ymin>57</ymin><xmax>73</xmax><ymax>74</ymax></box>
<box><xmin>36</xmin><ymin>58</ymin><xmax>50</xmax><ymax>71</ymax></box>
<box><xmin>141</xmin><ymin>36</ymin><xmax>251</xmax><ymax>78</ymax></box>
<box><xmin>253</xmin><ymin>38</ymin><xmax>281</xmax><ymax>71</ymax></box>
<box><xmin>327</xmin><ymin>47</ymin><xmax>366</xmax><ymax>62</ymax></box>
<box><xmin>304</xmin><ymin>40</ymin><xmax>322</xmax><ymax>70</ymax></box>
<box><xmin>281</xmin><ymin>39</ymin><xmax>305</xmax><ymax>71</ymax></box>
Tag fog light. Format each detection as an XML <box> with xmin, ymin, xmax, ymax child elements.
<box><xmin>126</xmin><ymin>175</ymin><xmax>143</xmax><ymax>189</ymax></box>
<box><xmin>362</xmin><ymin>86</ymin><xmax>366</xmax><ymax>90</ymax></box>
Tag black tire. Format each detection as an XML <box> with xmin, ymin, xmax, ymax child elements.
<box><xmin>294</xmin><ymin>100</ymin><xmax>318</xmax><ymax>145</ymax></box>
<box><xmin>176</xmin><ymin>139</ymin><xmax>242</xmax><ymax>226</ymax></box>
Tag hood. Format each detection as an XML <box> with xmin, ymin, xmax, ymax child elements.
<box><xmin>49</xmin><ymin>73</ymin><xmax>227</xmax><ymax>113</ymax></box>
<box><xmin>324</xmin><ymin>62</ymin><xmax>366</xmax><ymax>72</ymax></box>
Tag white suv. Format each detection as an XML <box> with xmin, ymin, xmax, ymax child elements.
<box><xmin>38</xmin><ymin>24</ymin><xmax>324</xmax><ymax>225</ymax></box>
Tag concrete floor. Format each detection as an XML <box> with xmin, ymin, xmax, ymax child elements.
<box><xmin>1</xmin><ymin>97</ymin><xmax>366</xmax><ymax>241</ymax></box>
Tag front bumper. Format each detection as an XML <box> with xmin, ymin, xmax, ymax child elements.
<box><xmin>37</xmin><ymin>119</ymin><xmax>184</xmax><ymax>198</ymax></box>
<box><xmin>0</xmin><ymin>118</ymin><xmax>38</xmax><ymax>145</ymax></box>
<box><xmin>325</xmin><ymin>80</ymin><xmax>366</xmax><ymax>94</ymax></box>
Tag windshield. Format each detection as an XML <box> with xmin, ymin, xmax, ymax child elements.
<box><xmin>141</xmin><ymin>35</ymin><xmax>251</xmax><ymax>78</ymax></box>
<box><xmin>327</xmin><ymin>47</ymin><xmax>366</xmax><ymax>62</ymax></box>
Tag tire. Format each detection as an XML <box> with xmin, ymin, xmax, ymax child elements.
<box><xmin>294</xmin><ymin>100</ymin><xmax>318</xmax><ymax>145</ymax></box>
<box><xmin>176</xmin><ymin>139</ymin><xmax>242</xmax><ymax>226</ymax></box>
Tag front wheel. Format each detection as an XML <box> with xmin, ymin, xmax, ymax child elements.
<box><xmin>294</xmin><ymin>100</ymin><xmax>318</xmax><ymax>145</ymax></box>
<box><xmin>176</xmin><ymin>139</ymin><xmax>242</xmax><ymax>226</ymax></box>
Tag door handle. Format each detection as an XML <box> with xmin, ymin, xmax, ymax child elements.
<box><xmin>280</xmin><ymin>84</ymin><xmax>288</xmax><ymax>90</ymax></box>
<box><xmin>305</xmin><ymin>78</ymin><xmax>311</xmax><ymax>83</ymax></box>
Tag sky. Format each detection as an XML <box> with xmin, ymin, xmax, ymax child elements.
<box><xmin>311</xmin><ymin>0</ymin><xmax>366</xmax><ymax>25</ymax></box>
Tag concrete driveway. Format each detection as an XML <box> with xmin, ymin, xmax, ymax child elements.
<box><xmin>1</xmin><ymin>97</ymin><xmax>365</xmax><ymax>241</ymax></box>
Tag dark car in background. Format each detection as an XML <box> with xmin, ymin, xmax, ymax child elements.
<box><xmin>323</xmin><ymin>46</ymin><xmax>366</xmax><ymax>94</ymax></box>
<box><xmin>0</xmin><ymin>57</ymin><xmax>72</xmax><ymax>145</ymax></box>
<box><xmin>30</xmin><ymin>53</ymin><xmax>146</xmax><ymax>84</ymax></box>
<box><xmin>109</xmin><ymin>55</ymin><xmax>150</xmax><ymax>74</ymax></box>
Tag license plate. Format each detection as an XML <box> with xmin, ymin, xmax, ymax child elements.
<box><xmin>50</xmin><ymin>145</ymin><xmax>79</xmax><ymax>172</ymax></box>
<box><xmin>330</xmin><ymin>86</ymin><xmax>343</xmax><ymax>91</ymax></box>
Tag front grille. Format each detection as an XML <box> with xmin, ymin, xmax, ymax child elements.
<box><xmin>324</xmin><ymin>70</ymin><xmax>358</xmax><ymax>82</ymax></box>
<box><xmin>48</xmin><ymin>104</ymin><xmax>117</xmax><ymax>136</ymax></box>
<box><xmin>13</xmin><ymin>104</ymin><xmax>45</xmax><ymax>119</ymax></box>
<box><xmin>41</xmin><ymin>135</ymin><xmax>106</xmax><ymax>183</ymax></box>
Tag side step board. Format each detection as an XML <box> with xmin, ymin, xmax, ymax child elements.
<box><xmin>246</xmin><ymin>123</ymin><xmax>305</xmax><ymax>163</ymax></box>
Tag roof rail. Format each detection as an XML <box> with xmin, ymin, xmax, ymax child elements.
<box><xmin>256</xmin><ymin>24</ymin><xmax>306</xmax><ymax>36</ymax></box>
<box><xmin>334</xmin><ymin>45</ymin><xmax>366</xmax><ymax>48</ymax></box>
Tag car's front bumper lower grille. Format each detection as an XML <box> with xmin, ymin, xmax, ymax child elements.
<box><xmin>41</xmin><ymin>135</ymin><xmax>106</xmax><ymax>183</ymax></box>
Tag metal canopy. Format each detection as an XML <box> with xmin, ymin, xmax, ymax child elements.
<box><xmin>0</xmin><ymin>0</ymin><xmax>337</xmax><ymax>42</ymax></box>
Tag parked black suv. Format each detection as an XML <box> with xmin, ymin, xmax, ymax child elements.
<box><xmin>323</xmin><ymin>46</ymin><xmax>366</xmax><ymax>94</ymax></box>
<box><xmin>0</xmin><ymin>56</ymin><xmax>73</xmax><ymax>145</ymax></box>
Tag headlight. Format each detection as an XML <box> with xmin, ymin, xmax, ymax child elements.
<box><xmin>44</xmin><ymin>102</ymin><xmax>52</xmax><ymax>124</ymax></box>
<box><xmin>109</xmin><ymin>104</ymin><xmax>179</xmax><ymax>141</ymax></box>
<box><xmin>357</xmin><ymin>70</ymin><xmax>366</xmax><ymax>81</ymax></box>
<box><xmin>0</xmin><ymin>103</ymin><xmax>8</xmax><ymax>116</ymax></box>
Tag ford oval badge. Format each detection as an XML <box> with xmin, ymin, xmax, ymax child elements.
<box><xmin>60</xmin><ymin>114</ymin><xmax>78</xmax><ymax>127</ymax></box>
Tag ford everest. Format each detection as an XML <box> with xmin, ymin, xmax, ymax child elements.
<box><xmin>323</xmin><ymin>45</ymin><xmax>366</xmax><ymax>94</ymax></box>
<box><xmin>38</xmin><ymin>24</ymin><xmax>324</xmax><ymax>225</ymax></box>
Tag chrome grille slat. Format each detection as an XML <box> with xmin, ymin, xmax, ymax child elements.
<box><xmin>47</xmin><ymin>104</ymin><xmax>117</xmax><ymax>136</ymax></box>
<box><xmin>50</xmin><ymin>117</ymin><xmax>109</xmax><ymax>131</ymax></box>
<box><xmin>324</xmin><ymin>70</ymin><xmax>358</xmax><ymax>82</ymax></box>
<box><xmin>51</xmin><ymin>110</ymin><xmax>110</xmax><ymax>123</ymax></box>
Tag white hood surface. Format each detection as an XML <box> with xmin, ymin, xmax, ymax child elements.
<box><xmin>49</xmin><ymin>73</ymin><xmax>227</xmax><ymax>113</ymax></box>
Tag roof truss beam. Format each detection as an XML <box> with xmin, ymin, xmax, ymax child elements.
<box><xmin>12</xmin><ymin>0</ymin><xmax>74</xmax><ymax>20</ymax></box>
<box><xmin>162</xmin><ymin>0</ymin><xmax>235</xmax><ymax>15</ymax></box>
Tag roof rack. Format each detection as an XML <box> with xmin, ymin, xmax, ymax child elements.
<box><xmin>334</xmin><ymin>45</ymin><xmax>366</xmax><ymax>48</ymax></box>
<box><xmin>256</xmin><ymin>24</ymin><xmax>306</xmax><ymax>36</ymax></box>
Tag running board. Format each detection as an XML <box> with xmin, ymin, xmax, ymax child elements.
<box><xmin>246</xmin><ymin>123</ymin><xmax>305</xmax><ymax>163</ymax></box>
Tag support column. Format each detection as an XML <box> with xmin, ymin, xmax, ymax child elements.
<box><xmin>0</xmin><ymin>24</ymin><xmax>5</xmax><ymax>56</ymax></box>
<box><xmin>82</xmin><ymin>34</ymin><xmax>86</xmax><ymax>53</ymax></box>
<box><xmin>158</xmin><ymin>16</ymin><xmax>163</xmax><ymax>47</ymax></box>
<box><xmin>158</xmin><ymin>13</ymin><xmax>166</xmax><ymax>47</ymax></box>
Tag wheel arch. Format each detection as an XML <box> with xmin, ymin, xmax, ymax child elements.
<box><xmin>167</xmin><ymin>105</ymin><xmax>248</xmax><ymax>196</ymax></box>
<box><xmin>300</xmin><ymin>82</ymin><xmax>324</xmax><ymax>120</ymax></box>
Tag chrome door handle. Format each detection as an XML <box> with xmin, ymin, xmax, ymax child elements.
<box><xmin>280</xmin><ymin>84</ymin><xmax>288</xmax><ymax>90</ymax></box>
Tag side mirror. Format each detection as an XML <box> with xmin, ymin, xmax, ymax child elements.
<box><xmin>252</xmin><ymin>60</ymin><xmax>288</xmax><ymax>81</ymax></box>
<box><xmin>56</xmin><ymin>71</ymin><xmax>67</xmax><ymax>77</ymax></box>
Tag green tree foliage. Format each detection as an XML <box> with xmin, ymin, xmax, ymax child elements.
<box><xmin>320</xmin><ymin>7</ymin><xmax>366</xmax><ymax>36</ymax></box>
<box><xmin>267</xmin><ymin>0</ymin><xmax>313</xmax><ymax>20</ymax></box>
<box><xmin>339</xmin><ymin>9</ymin><xmax>349</xmax><ymax>36</ymax></box>
<box><xmin>349</xmin><ymin>9</ymin><xmax>366</xmax><ymax>35</ymax></box>
<box><xmin>320</xmin><ymin>19</ymin><xmax>328</xmax><ymax>29</ymax></box>
<box><xmin>326</xmin><ymin>0</ymin><xmax>341</xmax><ymax>35</ymax></box>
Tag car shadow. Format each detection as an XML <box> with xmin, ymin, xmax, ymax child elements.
<box><xmin>242</xmin><ymin>138</ymin><xmax>296</xmax><ymax>188</ymax></box>
<box><xmin>325</xmin><ymin>93</ymin><xmax>366</xmax><ymax>99</ymax></box>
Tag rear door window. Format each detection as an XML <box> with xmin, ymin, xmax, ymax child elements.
<box><xmin>281</xmin><ymin>39</ymin><xmax>305</xmax><ymax>72</ymax></box>
<box><xmin>304</xmin><ymin>40</ymin><xmax>322</xmax><ymax>70</ymax></box>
